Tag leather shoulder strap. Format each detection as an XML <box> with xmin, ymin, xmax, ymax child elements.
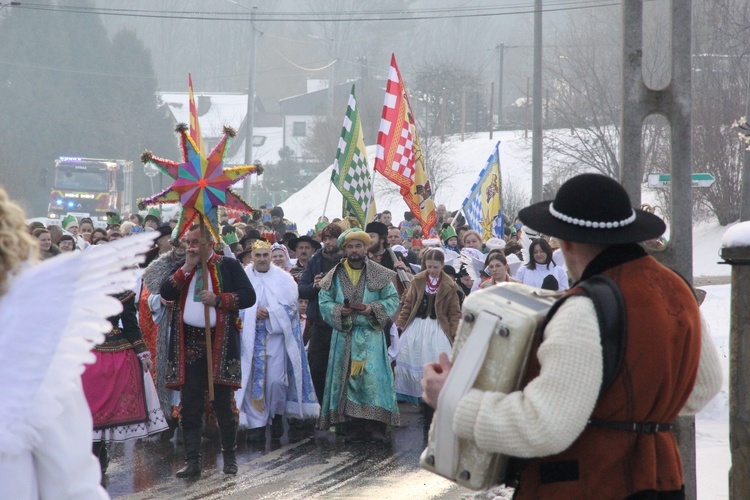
<box><xmin>541</xmin><ymin>275</ymin><xmax>627</xmax><ymax>398</ymax></box>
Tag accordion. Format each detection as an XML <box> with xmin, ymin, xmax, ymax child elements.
<box><xmin>420</xmin><ymin>282</ymin><xmax>560</xmax><ymax>491</ymax></box>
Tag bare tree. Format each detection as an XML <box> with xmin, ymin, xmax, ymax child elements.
<box><xmin>543</xmin><ymin>6</ymin><xmax>670</xmax><ymax>181</ymax></box>
<box><xmin>693</xmin><ymin>0</ymin><xmax>750</xmax><ymax>225</ymax></box>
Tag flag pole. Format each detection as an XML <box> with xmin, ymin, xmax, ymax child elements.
<box><xmin>321</xmin><ymin>177</ymin><xmax>334</xmax><ymax>220</ymax></box>
<box><xmin>199</xmin><ymin>217</ymin><xmax>215</xmax><ymax>401</ymax></box>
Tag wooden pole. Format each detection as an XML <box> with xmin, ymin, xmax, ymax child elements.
<box><xmin>199</xmin><ymin>218</ymin><xmax>215</xmax><ymax>401</ymax></box>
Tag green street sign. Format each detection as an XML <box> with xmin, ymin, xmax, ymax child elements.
<box><xmin>646</xmin><ymin>173</ymin><xmax>715</xmax><ymax>188</ymax></box>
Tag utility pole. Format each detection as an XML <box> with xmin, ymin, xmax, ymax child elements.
<box><xmin>525</xmin><ymin>77</ymin><xmax>530</xmax><ymax>139</ymax></box>
<box><xmin>461</xmin><ymin>87</ymin><xmax>466</xmax><ymax>142</ymax></box>
<box><xmin>531</xmin><ymin>0</ymin><xmax>543</xmax><ymax>203</ymax></box>
<box><xmin>327</xmin><ymin>37</ymin><xmax>335</xmax><ymax>118</ymax></box>
<box><xmin>621</xmin><ymin>1</ymin><xmax>696</xmax><ymax>497</ymax></box>
<box><xmin>497</xmin><ymin>43</ymin><xmax>505</xmax><ymax>129</ymax></box>
<box><xmin>243</xmin><ymin>6</ymin><xmax>258</xmax><ymax>202</ymax></box>
<box><xmin>489</xmin><ymin>82</ymin><xmax>495</xmax><ymax>140</ymax></box>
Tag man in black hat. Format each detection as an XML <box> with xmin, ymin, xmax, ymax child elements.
<box><xmin>289</xmin><ymin>235</ymin><xmax>321</xmax><ymax>283</ymax></box>
<box><xmin>298</xmin><ymin>223</ymin><xmax>343</xmax><ymax>402</ymax></box>
<box><xmin>270</xmin><ymin>206</ymin><xmax>291</xmax><ymax>235</ymax></box>
<box><xmin>239</xmin><ymin>229</ymin><xmax>264</xmax><ymax>251</ymax></box>
<box><xmin>365</xmin><ymin>221</ymin><xmax>411</xmax><ymax>276</ymax></box>
<box><xmin>422</xmin><ymin>173</ymin><xmax>721</xmax><ymax>499</ymax></box>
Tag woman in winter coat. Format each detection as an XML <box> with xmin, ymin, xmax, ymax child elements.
<box><xmin>393</xmin><ymin>248</ymin><xmax>462</xmax><ymax>415</ymax></box>
<box><xmin>514</xmin><ymin>238</ymin><xmax>569</xmax><ymax>290</ymax></box>
<box><xmin>479</xmin><ymin>251</ymin><xmax>518</xmax><ymax>289</ymax></box>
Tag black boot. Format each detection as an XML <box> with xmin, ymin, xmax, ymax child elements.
<box><xmin>175</xmin><ymin>429</ymin><xmax>202</xmax><ymax>478</ymax></box>
<box><xmin>92</xmin><ymin>441</ymin><xmax>109</xmax><ymax>474</ymax></box>
<box><xmin>271</xmin><ymin>414</ymin><xmax>284</xmax><ymax>440</ymax></box>
<box><xmin>220</xmin><ymin>425</ymin><xmax>238</xmax><ymax>475</ymax></box>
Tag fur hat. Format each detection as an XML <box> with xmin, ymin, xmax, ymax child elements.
<box><xmin>365</xmin><ymin>221</ymin><xmax>389</xmax><ymax>237</ymax></box>
<box><xmin>518</xmin><ymin>173</ymin><xmax>665</xmax><ymax>244</ymax></box>
<box><xmin>270</xmin><ymin>206</ymin><xmax>284</xmax><ymax>218</ymax></box>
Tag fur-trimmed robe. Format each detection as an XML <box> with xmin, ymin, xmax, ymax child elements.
<box><xmin>160</xmin><ymin>255</ymin><xmax>255</xmax><ymax>389</ymax></box>
<box><xmin>141</xmin><ymin>250</ymin><xmax>183</xmax><ymax>417</ymax></box>
<box><xmin>317</xmin><ymin>259</ymin><xmax>400</xmax><ymax>429</ymax></box>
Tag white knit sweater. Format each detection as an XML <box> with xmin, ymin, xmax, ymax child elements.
<box><xmin>452</xmin><ymin>295</ymin><xmax>722</xmax><ymax>458</ymax></box>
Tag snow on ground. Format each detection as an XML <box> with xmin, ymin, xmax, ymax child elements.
<box><xmin>694</xmin><ymin>221</ymin><xmax>733</xmax><ymax>278</ymax></box>
<box><xmin>696</xmin><ymin>284</ymin><xmax>730</xmax><ymax>499</ymax></box>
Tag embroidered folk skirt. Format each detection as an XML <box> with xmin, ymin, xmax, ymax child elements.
<box><xmin>82</xmin><ymin>349</ymin><xmax>167</xmax><ymax>442</ymax></box>
<box><xmin>394</xmin><ymin>317</ymin><xmax>452</xmax><ymax>403</ymax></box>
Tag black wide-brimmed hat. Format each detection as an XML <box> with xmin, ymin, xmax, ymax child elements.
<box><xmin>518</xmin><ymin>173</ymin><xmax>666</xmax><ymax>245</ymax></box>
<box><xmin>288</xmin><ymin>235</ymin><xmax>321</xmax><ymax>252</ymax></box>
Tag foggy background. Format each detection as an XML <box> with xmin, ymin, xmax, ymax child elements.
<box><xmin>0</xmin><ymin>0</ymin><xmax>746</xmax><ymax>227</ymax></box>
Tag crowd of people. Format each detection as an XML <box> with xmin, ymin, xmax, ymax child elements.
<box><xmin>14</xmin><ymin>173</ymin><xmax>722</xmax><ymax>499</ymax></box>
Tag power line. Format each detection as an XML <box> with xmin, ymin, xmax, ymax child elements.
<box><xmin>14</xmin><ymin>1</ymin><xmax>623</xmax><ymax>22</ymax></box>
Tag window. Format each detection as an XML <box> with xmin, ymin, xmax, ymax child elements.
<box><xmin>292</xmin><ymin>121</ymin><xmax>306</xmax><ymax>137</ymax></box>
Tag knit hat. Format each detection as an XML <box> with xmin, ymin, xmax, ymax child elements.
<box><xmin>62</xmin><ymin>214</ymin><xmax>78</xmax><ymax>231</ymax></box>
<box><xmin>337</xmin><ymin>228</ymin><xmax>371</xmax><ymax>249</ymax></box>
<box><xmin>518</xmin><ymin>173</ymin><xmax>665</xmax><ymax>244</ymax></box>
<box><xmin>441</xmin><ymin>225</ymin><xmax>458</xmax><ymax>243</ymax></box>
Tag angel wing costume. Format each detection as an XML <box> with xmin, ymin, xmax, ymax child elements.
<box><xmin>0</xmin><ymin>232</ymin><xmax>157</xmax><ymax>499</ymax></box>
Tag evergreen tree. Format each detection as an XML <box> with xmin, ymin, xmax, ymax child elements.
<box><xmin>0</xmin><ymin>3</ymin><xmax>176</xmax><ymax>215</ymax></box>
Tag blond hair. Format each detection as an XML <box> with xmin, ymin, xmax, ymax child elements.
<box><xmin>0</xmin><ymin>187</ymin><xmax>38</xmax><ymax>295</ymax></box>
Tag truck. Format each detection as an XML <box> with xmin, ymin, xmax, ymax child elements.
<box><xmin>46</xmin><ymin>157</ymin><xmax>133</xmax><ymax>222</ymax></box>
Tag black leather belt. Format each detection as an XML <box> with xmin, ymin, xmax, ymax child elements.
<box><xmin>588</xmin><ymin>418</ymin><xmax>673</xmax><ymax>434</ymax></box>
<box><xmin>184</xmin><ymin>324</ymin><xmax>216</xmax><ymax>340</ymax></box>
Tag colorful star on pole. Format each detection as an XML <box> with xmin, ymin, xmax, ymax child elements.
<box><xmin>139</xmin><ymin>123</ymin><xmax>263</xmax><ymax>241</ymax></box>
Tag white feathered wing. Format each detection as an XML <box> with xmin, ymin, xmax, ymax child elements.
<box><xmin>0</xmin><ymin>232</ymin><xmax>158</xmax><ymax>456</ymax></box>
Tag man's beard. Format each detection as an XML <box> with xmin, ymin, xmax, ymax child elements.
<box><xmin>367</xmin><ymin>241</ymin><xmax>383</xmax><ymax>254</ymax></box>
<box><xmin>347</xmin><ymin>253</ymin><xmax>364</xmax><ymax>263</ymax></box>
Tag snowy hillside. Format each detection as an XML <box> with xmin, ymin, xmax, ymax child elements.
<box><xmin>280</xmin><ymin>130</ymin><xmax>732</xmax><ymax>279</ymax></box>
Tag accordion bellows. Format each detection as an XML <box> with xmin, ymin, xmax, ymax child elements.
<box><xmin>420</xmin><ymin>283</ymin><xmax>559</xmax><ymax>491</ymax></box>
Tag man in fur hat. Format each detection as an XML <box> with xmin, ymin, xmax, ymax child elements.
<box><xmin>317</xmin><ymin>228</ymin><xmax>400</xmax><ymax>443</ymax></box>
<box><xmin>423</xmin><ymin>174</ymin><xmax>722</xmax><ymax>499</ymax></box>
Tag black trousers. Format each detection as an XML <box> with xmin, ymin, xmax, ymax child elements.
<box><xmin>180</xmin><ymin>329</ymin><xmax>238</xmax><ymax>432</ymax></box>
<box><xmin>307</xmin><ymin>321</ymin><xmax>333</xmax><ymax>403</ymax></box>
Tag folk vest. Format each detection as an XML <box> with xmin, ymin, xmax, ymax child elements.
<box><xmin>514</xmin><ymin>255</ymin><xmax>702</xmax><ymax>499</ymax></box>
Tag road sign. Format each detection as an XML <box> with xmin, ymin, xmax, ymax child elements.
<box><xmin>646</xmin><ymin>173</ymin><xmax>715</xmax><ymax>188</ymax></box>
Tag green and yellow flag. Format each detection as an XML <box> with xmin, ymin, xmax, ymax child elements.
<box><xmin>331</xmin><ymin>85</ymin><xmax>375</xmax><ymax>227</ymax></box>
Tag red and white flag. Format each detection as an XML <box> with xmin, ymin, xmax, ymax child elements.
<box><xmin>374</xmin><ymin>54</ymin><xmax>436</xmax><ymax>235</ymax></box>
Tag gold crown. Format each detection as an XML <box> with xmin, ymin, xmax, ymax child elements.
<box><xmin>251</xmin><ymin>239</ymin><xmax>272</xmax><ymax>250</ymax></box>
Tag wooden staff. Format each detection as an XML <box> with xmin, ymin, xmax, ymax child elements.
<box><xmin>199</xmin><ymin>218</ymin><xmax>215</xmax><ymax>401</ymax></box>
